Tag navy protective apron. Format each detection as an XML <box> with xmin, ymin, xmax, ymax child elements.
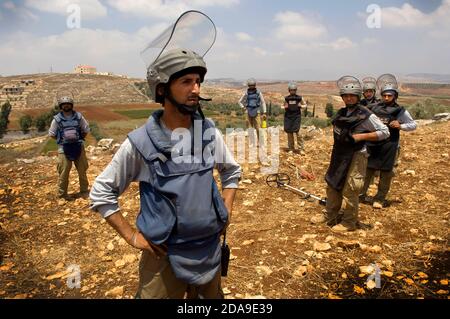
<box><xmin>284</xmin><ymin>94</ymin><xmax>302</xmax><ymax>133</ymax></box>
<box><xmin>128</xmin><ymin>110</ymin><xmax>229</xmax><ymax>285</ymax></box>
<box><xmin>325</xmin><ymin>106</ymin><xmax>371</xmax><ymax>191</ymax></box>
<box><xmin>367</xmin><ymin>102</ymin><xmax>405</xmax><ymax>171</ymax></box>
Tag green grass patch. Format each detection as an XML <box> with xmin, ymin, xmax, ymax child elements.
<box><xmin>114</xmin><ymin>109</ymin><xmax>155</xmax><ymax>119</ymax></box>
<box><xmin>41</xmin><ymin>138</ymin><xmax>58</xmax><ymax>154</ymax></box>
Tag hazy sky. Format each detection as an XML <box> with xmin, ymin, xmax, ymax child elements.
<box><xmin>0</xmin><ymin>0</ymin><xmax>449</xmax><ymax>80</ymax></box>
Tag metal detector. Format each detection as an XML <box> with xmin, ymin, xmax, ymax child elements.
<box><xmin>266</xmin><ymin>173</ymin><xmax>327</xmax><ymax>206</ymax></box>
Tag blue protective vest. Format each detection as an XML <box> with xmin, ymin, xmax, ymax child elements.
<box><xmin>128</xmin><ymin>110</ymin><xmax>229</xmax><ymax>285</ymax></box>
<box><xmin>246</xmin><ymin>89</ymin><xmax>261</xmax><ymax>117</ymax></box>
<box><xmin>54</xmin><ymin>111</ymin><xmax>83</xmax><ymax>145</ymax></box>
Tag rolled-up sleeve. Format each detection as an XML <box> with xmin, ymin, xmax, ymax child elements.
<box><xmin>368</xmin><ymin>114</ymin><xmax>390</xmax><ymax>141</ymax></box>
<box><xmin>399</xmin><ymin>110</ymin><xmax>417</xmax><ymax>131</ymax></box>
<box><xmin>89</xmin><ymin>139</ymin><xmax>142</xmax><ymax>218</ymax></box>
<box><xmin>48</xmin><ymin>119</ymin><xmax>58</xmax><ymax>137</ymax></box>
<box><xmin>213</xmin><ymin>128</ymin><xmax>241</xmax><ymax>189</ymax></box>
<box><xmin>80</xmin><ymin>116</ymin><xmax>91</xmax><ymax>134</ymax></box>
<box><xmin>259</xmin><ymin>92</ymin><xmax>267</xmax><ymax>113</ymax></box>
<box><xmin>238</xmin><ymin>93</ymin><xmax>246</xmax><ymax>109</ymax></box>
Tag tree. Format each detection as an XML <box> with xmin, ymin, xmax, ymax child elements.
<box><xmin>35</xmin><ymin>114</ymin><xmax>47</xmax><ymax>132</ymax></box>
<box><xmin>325</xmin><ymin>103</ymin><xmax>335</xmax><ymax>118</ymax></box>
<box><xmin>19</xmin><ymin>115</ymin><xmax>33</xmax><ymax>134</ymax></box>
<box><xmin>0</xmin><ymin>101</ymin><xmax>12</xmax><ymax>139</ymax></box>
<box><xmin>1</xmin><ymin>101</ymin><xmax>12</xmax><ymax>124</ymax></box>
<box><xmin>0</xmin><ymin>118</ymin><xmax>7</xmax><ymax>139</ymax></box>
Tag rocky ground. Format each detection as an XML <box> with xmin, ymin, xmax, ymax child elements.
<box><xmin>0</xmin><ymin>121</ymin><xmax>448</xmax><ymax>299</ymax></box>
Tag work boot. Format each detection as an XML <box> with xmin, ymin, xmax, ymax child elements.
<box><xmin>373</xmin><ymin>199</ymin><xmax>390</xmax><ymax>209</ymax></box>
<box><xmin>359</xmin><ymin>194</ymin><xmax>373</xmax><ymax>205</ymax></box>
<box><xmin>310</xmin><ymin>213</ymin><xmax>341</xmax><ymax>226</ymax></box>
<box><xmin>78</xmin><ymin>191</ymin><xmax>90</xmax><ymax>199</ymax></box>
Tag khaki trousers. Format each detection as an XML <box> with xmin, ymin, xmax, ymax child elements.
<box><xmin>57</xmin><ymin>146</ymin><xmax>89</xmax><ymax>196</ymax></box>
<box><xmin>247</xmin><ymin>114</ymin><xmax>260</xmax><ymax>145</ymax></box>
<box><xmin>287</xmin><ymin>132</ymin><xmax>304</xmax><ymax>151</ymax></box>
<box><xmin>325</xmin><ymin>152</ymin><xmax>368</xmax><ymax>229</ymax></box>
<box><xmin>361</xmin><ymin>147</ymin><xmax>400</xmax><ymax>201</ymax></box>
<box><xmin>136</xmin><ymin>250</ymin><xmax>224</xmax><ymax>299</ymax></box>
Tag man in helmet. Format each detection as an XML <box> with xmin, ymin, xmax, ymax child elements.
<box><xmin>48</xmin><ymin>96</ymin><xmax>90</xmax><ymax>199</ymax></box>
<box><xmin>238</xmin><ymin>78</ymin><xmax>267</xmax><ymax>146</ymax></box>
<box><xmin>360</xmin><ymin>75</ymin><xmax>416</xmax><ymax>208</ymax></box>
<box><xmin>282</xmin><ymin>82</ymin><xmax>307</xmax><ymax>153</ymax></box>
<box><xmin>310</xmin><ymin>76</ymin><xmax>390</xmax><ymax>233</ymax></box>
<box><xmin>90</xmin><ymin>48</ymin><xmax>241</xmax><ymax>299</ymax></box>
<box><xmin>360</xmin><ymin>77</ymin><xmax>380</xmax><ymax>107</ymax></box>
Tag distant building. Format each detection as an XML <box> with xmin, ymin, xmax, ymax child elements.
<box><xmin>74</xmin><ymin>65</ymin><xmax>97</xmax><ymax>74</ymax></box>
<box><xmin>2</xmin><ymin>85</ymin><xmax>24</xmax><ymax>95</ymax></box>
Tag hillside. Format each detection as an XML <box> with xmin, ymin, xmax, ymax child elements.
<box><xmin>0</xmin><ymin>120</ymin><xmax>448</xmax><ymax>299</ymax></box>
<box><xmin>0</xmin><ymin>73</ymin><xmax>150</xmax><ymax>109</ymax></box>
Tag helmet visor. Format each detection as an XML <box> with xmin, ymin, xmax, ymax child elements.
<box><xmin>377</xmin><ymin>73</ymin><xmax>398</xmax><ymax>92</ymax></box>
<box><xmin>337</xmin><ymin>76</ymin><xmax>361</xmax><ymax>90</ymax></box>
<box><xmin>141</xmin><ymin>10</ymin><xmax>217</xmax><ymax>68</ymax></box>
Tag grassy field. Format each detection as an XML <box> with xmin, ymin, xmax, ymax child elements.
<box><xmin>113</xmin><ymin>109</ymin><xmax>156</xmax><ymax>119</ymax></box>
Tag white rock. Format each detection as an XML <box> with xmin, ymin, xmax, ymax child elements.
<box><xmin>255</xmin><ymin>266</ymin><xmax>273</xmax><ymax>277</ymax></box>
<box><xmin>359</xmin><ymin>265</ymin><xmax>375</xmax><ymax>274</ymax></box>
<box><xmin>97</xmin><ymin>138</ymin><xmax>114</xmax><ymax>149</ymax></box>
<box><xmin>313</xmin><ymin>242</ymin><xmax>332</xmax><ymax>252</ymax></box>
<box><xmin>293</xmin><ymin>265</ymin><xmax>308</xmax><ymax>278</ymax></box>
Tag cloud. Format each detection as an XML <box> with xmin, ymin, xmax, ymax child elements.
<box><xmin>325</xmin><ymin>37</ymin><xmax>356</xmax><ymax>51</ymax></box>
<box><xmin>106</xmin><ymin>0</ymin><xmax>239</xmax><ymax>20</ymax></box>
<box><xmin>274</xmin><ymin>11</ymin><xmax>327</xmax><ymax>40</ymax></box>
<box><xmin>2</xmin><ymin>0</ymin><xmax>39</xmax><ymax>22</ymax></box>
<box><xmin>0</xmin><ymin>27</ymin><xmax>160</xmax><ymax>76</ymax></box>
<box><xmin>235</xmin><ymin>32</ymin><xmax>252</xmax><ymax>42</ymax></box>
<box><xmin>380</xmin><ymin>3</ymin><xmax>432</xmax><ymax>28</ymax></box>
<box><xmin>358</xmin><ymin>0</ymin><xmax>450</xmax><ymax>34</ymax></box>
<box><xmin>25</xmin><ymin>0</ymin><xmax>107</xmax><ymax>20</ymax></box>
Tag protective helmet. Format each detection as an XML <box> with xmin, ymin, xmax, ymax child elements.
<box><xmin>362</xmin><ymin>77</ymin><xmax>377</xmax><ymax>92</ymax></box>
<box><xmin>377</xmin><ymin>73</ymin><xmax>399</xmax><ymax>96</ymax></box>
<box><xmin>337</xmin><ymin>76</ymin><xmax>362</xmax><ymax>97</ymax></box>
<box><xmin>57</xmin><ymin>96</ymin><xmax>74</xmax><ymax>108</ymax></box>
<box><xmin>147</xmin><ymin>48</ymin><xmax>207</xmax><ymax>103</ymax></box>
<box><xmin>247</xmin><ymin>78</ymin><xmax>256</xmax><ymax>86</ymax></box>
<box><xmin>288</xmin><ymin>82</ymin><xmax>298</xmax><ymax>91</ymax></box>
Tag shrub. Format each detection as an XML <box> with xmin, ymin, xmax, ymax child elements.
<box><xmin>405</xmin><ymin>99</ymin><xmax>450</xmax><ymax>119</ymax></box>
<box><xmin>325</xmin><ymin>103</ymin><xmax>335</xmax><ymax>118</ymax></box>
<box><xmin>89</xmin><ymin>121</ymin><xmax>104</xmax><ymax>141</ymax></box>
<box><xmin>19</xmin><ymin>115</ymin><xmax>33</xmax><ymax>134</ymax></box>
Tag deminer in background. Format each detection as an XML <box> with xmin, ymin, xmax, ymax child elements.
<box><xmin>360</xmin><ymin>77</ymin><xmax>381</xmax><ymax>107</ymax></box>
<box><xmin>311</xmin><ymin>76</ymin><xmax>390</xmax><ymax>232</ymax></box>
<box><xmin>360</xmin><ymin>74</ymin><xmax>417</xmax><ymax>208</ymax></box>
<box><xmin>48</xmin><ymin>94</ymin><xmax>90</xmax><ymax>199</ymax></box>
<box><xmin>239</xmin><ymin>78</ymin><xmax>267</xmax><ymax>146</ymax></box>
<box><xmin>282</xmin><ymin>82</ymin><xmax>307</xmax><ymax>153</ymax></box>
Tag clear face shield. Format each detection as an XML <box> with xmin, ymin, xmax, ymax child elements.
<box><xmin>377</xmin><ymin>74</ymin><xmax>398</xmax><ymax>93</ymax></box>
<box><xmin>337</xmin><ymin>76</ymin><xmax>361</xmax><ymax>91</ymax></box>
<box><xmin>337</xmin><ymin>76</ymin><xmax>361</xmax><ymax>106</ymax></box>
<box><xmin>140</xmin><ymin>10</ymin><xmax>217</xmax><ymax>68</ymax></box>
<box><xmin>55</xmin><ymin>89</ymin><xmax>76</xmax><ymax>110</ymax></box>
<box><xmin>362</xmin><ymin>76</ymin><xmax>377</xmax><ymax>97</ymax></box>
